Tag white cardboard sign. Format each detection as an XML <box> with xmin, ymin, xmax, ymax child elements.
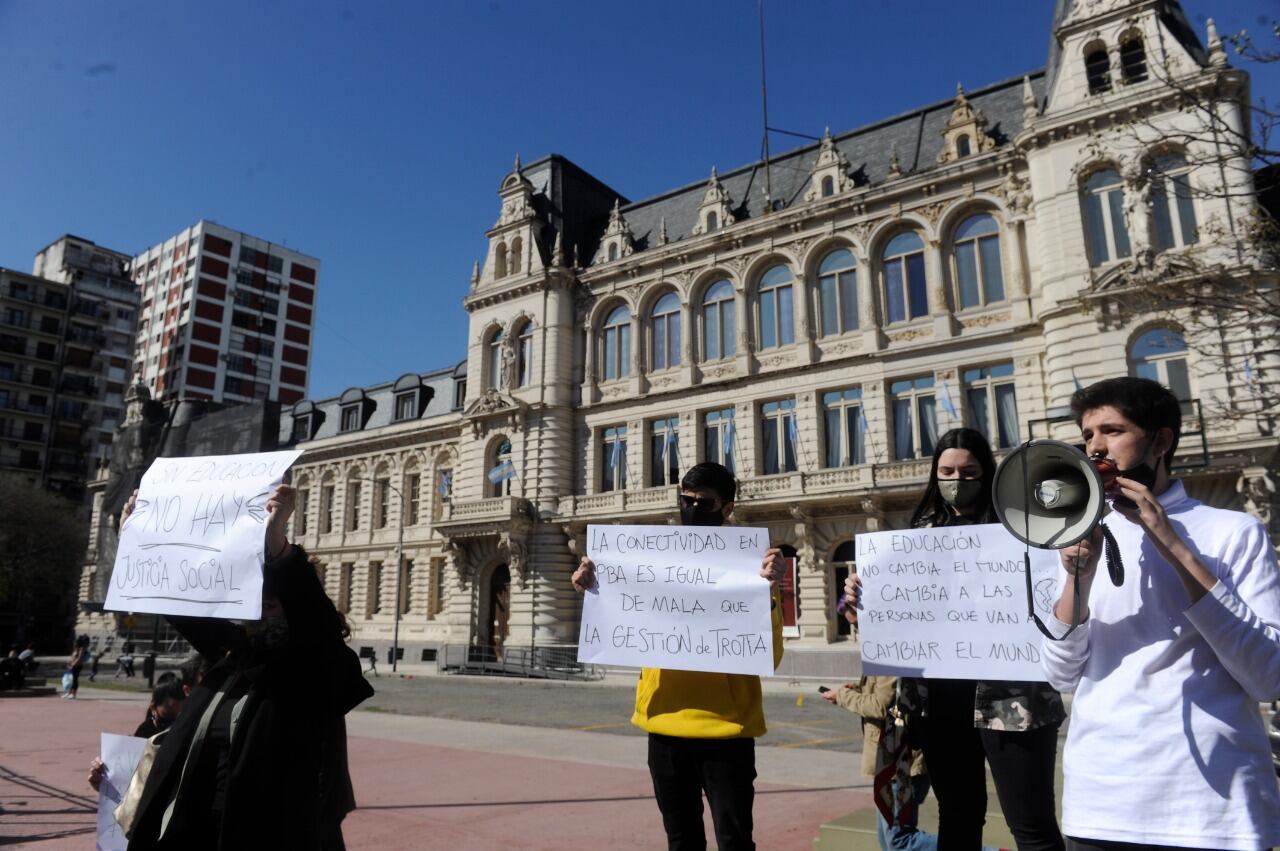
<box><xmin>97</xmin><ymin>732</ymin><xmax>147</xmax><ymax>851</ymax></box>
<box><xmin>855</xmin><ymin>523</ymin><xmax>1062</xmax><ymax>681</ymax></box>
<box><xmin>105</xmin><ymin>450</ymin><xmax>302</xmax><ymax>620</ymax></box>
<box><xmin>578</xmin><ymin>524</ymin><xmax>774</xmax><ymax>676</ymax></box>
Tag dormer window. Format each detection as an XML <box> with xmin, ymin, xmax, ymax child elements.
<box><xmin>394</xmin><ymin>392</ymin><xmax>417</xmax><ymax>421</ymax></box>
<box><xmin>956</xmin><ymin>134</ymin><xmax>972</xmax><ymax>158</ymax></box>
<box><xmin>706</xmin><ymin>211</ymin><xmax>719</xmax><ymax>232</ymax></box>
<box><xmin>340</xmin><ymin>405</ymin><xmax>361</xmax><ymax>432</ymax></box>
<box><xmin>821</xmin><ymin>176</ymin><xmax>834</xmax><ymax>198</ymax></box>
<box><xmin>495</xmin><ymin>242</ymin><xmax>508</xmax><ymax>278</ymax></box>
<box><xmin>292</xmin><ymin>414</ymin><xmax>311</xmax><ymax>443</ymax></box>
<box><xmin>1120</xmin><ymin>33</ymin><xmax>1148</xmax><ymax>83</ymax></box>
<box><xmin>1085</xmin><ymin>43</ymin><xmax>1112</xmax><ymax>94</ymax></box>
<box><xmin>608</xmin><ymin>243</ymin><xmax>619</xmax><ymax>261</ymax></box>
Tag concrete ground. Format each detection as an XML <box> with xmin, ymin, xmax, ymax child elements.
<box><xmin>1</xmin><ymin>674</ymin><xmax>870</xmax><ymax>850</ymax></box>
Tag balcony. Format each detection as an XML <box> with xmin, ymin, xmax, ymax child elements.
<box><xmin>437</xmin><ymin>495</ymin><xmax>534</xmax><ymax>537</ymax></box>
<box><xmin>557</xmin><ymin>485</ymin><xmax>679</xmax><ymax>519</ymax></box>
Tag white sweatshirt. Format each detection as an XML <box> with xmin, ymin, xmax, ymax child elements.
<box><xmin>1042</xmin><ymin>481</ymin><xmax>1280</xmax><ymax>850</ymax></box>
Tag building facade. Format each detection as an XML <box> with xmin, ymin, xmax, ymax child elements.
<box><xmin>131</xmin><ymin>220</ymin><xmax>319</xmax><ymax>407</ymax></box>
<box><xmin>32</xmin><ymin>236</ymin><xmax>140</xmax><ymax>484</ymax></box>
<box><xmin>78</xmin><ymin>0</ymin><xmax>1279</xmax><ymax>664</ymax></box>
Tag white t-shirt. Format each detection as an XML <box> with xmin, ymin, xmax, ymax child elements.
<box><xmin>1042</xmin><ymin>481</ymin><xmax>1280</xmax><ymax>850</ymax></box>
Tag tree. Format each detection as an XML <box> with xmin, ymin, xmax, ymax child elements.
<box><xmin>0</xmin><ymin>475</ymin><xmax>88</xmax><ymax>648</ymax></box>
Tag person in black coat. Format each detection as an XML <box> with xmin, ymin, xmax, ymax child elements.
<box><xmin>122</xmin><ymin>483</ymin><xmax>373</xmax><ymax>851</ymax></box>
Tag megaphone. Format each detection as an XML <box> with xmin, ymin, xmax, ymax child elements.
<box><xmin>992</xmin><ymin>439</ymin><xmax>1122</xmax><ymax>587</ymax></box>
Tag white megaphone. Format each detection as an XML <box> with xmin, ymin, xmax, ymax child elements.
<box><xmin>992</xmin><ymin>439</ymin><xmax>1123</xmax><ymax>587</ymax></box>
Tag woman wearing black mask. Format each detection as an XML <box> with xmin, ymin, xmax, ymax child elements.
<box><xmin>847</xmin><ymin>428</ymin><xmax>1065</xmax><ymax>851</ymax></box>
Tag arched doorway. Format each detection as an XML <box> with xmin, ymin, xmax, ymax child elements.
<box><xmin>831</xmin><ymin>541</ymin><xmax>856</xmax><ymax>637</ymax></box>
<box><xmin>480</xmin><ymin>564</ymin><xmax>511</xmax><ymax>659</ymax></box>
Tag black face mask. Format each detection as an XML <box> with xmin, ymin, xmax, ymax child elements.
<box><xmin>1110</xmin><ymin>437</ymin><xmax>1161</xmax><ymax>509</ymax></box>
<box><xmin>680</xmin><ymin>500</ymin><xmax>725</xmax><ymax>527</ymax></box>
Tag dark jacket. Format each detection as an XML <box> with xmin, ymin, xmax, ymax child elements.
<box><xmin>127</xmin><ymin>545</ymin><xmax>373</xmax><ymax>851</ymax></box>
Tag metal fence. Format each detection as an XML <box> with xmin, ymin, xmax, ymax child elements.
<box><xmin>437</xmin><ymin>644</ymin><xmax>604</xmax><ymax>681</ymax></box>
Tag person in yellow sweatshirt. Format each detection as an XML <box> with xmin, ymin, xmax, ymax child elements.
<box><xmin>571</xmin><ymin>462</ymin><xmax>784</xmax><ymax>851</ymax></box>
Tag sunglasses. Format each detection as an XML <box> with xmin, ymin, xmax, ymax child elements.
<box><xmin>679</xmin><ymin>495</ymin><xmax>719</xmax><ymax>510</ymax></box>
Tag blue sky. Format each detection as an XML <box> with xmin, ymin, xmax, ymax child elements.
<box><xmin>1</xmin><ymin>1</ymin><xmax>1275</xmax><ymax>400</ymax></box>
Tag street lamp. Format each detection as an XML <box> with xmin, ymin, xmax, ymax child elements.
<box><xmin>370</xmin><ymin>476</ymin><xmax>406</xmax><ymax>673</ymax></box>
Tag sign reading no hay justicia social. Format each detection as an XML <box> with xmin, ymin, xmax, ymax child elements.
<box><xmin>105</xmin><ymin>450</ymin><xmax>302</xmax><ymax>621</ymax></box>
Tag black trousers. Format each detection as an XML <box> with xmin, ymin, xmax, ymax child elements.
<box><xmin>916</xmin><ymin>679</ymin><xmax>1064</xmax><ymax>851</ymax></box>
<box><xmin>647</xmin><ymin>733</ymin><xmax>756</xmax><ymax>851</ymax></box>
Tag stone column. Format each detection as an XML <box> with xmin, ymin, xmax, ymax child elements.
<box><xmin>927</xmin><ymin>238</ymin><xmax>954</xmax><ymax>338</ymax></box>
<box><xmin>857</xmin><ymin>251</ymin><xmax>882</xmax><ymax>351</ymax></box>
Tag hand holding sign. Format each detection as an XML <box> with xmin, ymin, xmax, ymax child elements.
<box><xmin>106</xmin><ymin>450</ymin><xmax>302</xmax><ymax>621</ymax></box>
<box><xmin>575</xmin><ymin>524</ymin><xmax>776</xmax><ymax>677</ymax></box>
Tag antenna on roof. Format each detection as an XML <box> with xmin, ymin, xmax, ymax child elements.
<box><xmin>758</xmin><ymin>0</ymin><xmax>772</xmax><ymax>212</ymax></box>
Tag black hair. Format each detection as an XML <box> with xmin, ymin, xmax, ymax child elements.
<box><xmin>151</xmin><ymin>680</ymin><xmax>186</xmax><ymax>705</ymax></box>
<box><xmin>156</xmin><ymin>671</ymin><xmax>177</xmax><ymax>686</ymax></box>
<box><xmin>1070</xmin><ymin>377</ymin><xmax>1181</xmax><ymax>468</ymax></box>
<box><xmin>178</xmin><ymin>653</ymin><xmax>206</xmax><ymax>687</ymax></box>
<box><xmin>680</xmin><ymin>462</ymin><xmax>737</xmax><ymax>505</ymax></box>
<box><xmin>910</xmin><ymin>428</ymin><xmax>998</xmax><ymax>529</ymax></box>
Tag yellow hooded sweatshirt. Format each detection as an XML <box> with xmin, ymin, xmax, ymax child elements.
<box><xmin>631</xmin><ymin>587</ymin><xmax>785</xmax><ymax>739</ymax></box>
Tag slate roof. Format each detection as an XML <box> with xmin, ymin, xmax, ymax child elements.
<box><xmin>598</xmin><ymin>72</ymin><xmax>1046</xmax><ymax>262</ymax></box>
<box><xmin>282</xmin><ymin>362</ymin><xmax>461</xmax><ymax>445</ymax></box>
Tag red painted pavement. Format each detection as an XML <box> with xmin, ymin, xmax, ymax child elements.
<box><xmin>1</xmin><ymin>690</ymin><xmax>866</xmax><ymax>850</ymax></box>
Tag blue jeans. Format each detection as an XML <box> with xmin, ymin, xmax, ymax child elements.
<box><xmin>876</xmin><ymin>774</ymin><xmax>938</xmax><ymax>851</ymax></box>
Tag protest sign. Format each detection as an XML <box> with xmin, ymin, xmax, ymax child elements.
<box><xmin>97</xmin><ymin>732</ymin><xmax>146</xmax><ymax>851</ymax></box>
<box><xmin>105</xmin><ymin>450</ymin><xmax>302</xmax><ymax>620</ymax></box>
<box><xmin>855</xmin><ymin>523</ymin><xmax>1062</xmax><ymax>681</ymax></box>
<box><xmin>577</xmin><ymin>524</ymin><xmax>774</xmax><ymax>676</ymax></box>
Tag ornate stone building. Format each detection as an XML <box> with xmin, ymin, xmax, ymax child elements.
<box><xmin>77</xmin><ymin>0</ymin><xmax>1279</xmax><ymax>665</ymax></box>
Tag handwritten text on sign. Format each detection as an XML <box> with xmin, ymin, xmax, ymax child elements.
<box><xmin>578</xmin><ymin>525</ymin><xmax>774</xmax><ymax>676</ymax></box>
<box><xmin>105</xmin><ymin>450</ymin><xmax>302</xmax><ymax>620</ymax></box>
<box><xmin>97</xmin><ymin>732</ymin><xmax>146</xmax><ymax>851</ymax></box>
<box><xmin>855</xmin><ymin>523</ymin><xmax>1061</xmax><ymax>681</ymax></box>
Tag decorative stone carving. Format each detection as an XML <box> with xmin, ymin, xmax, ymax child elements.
<box><xmin>1000</xmin><ymin>170</ymin><xmax>1033</xmax><ymax>219</ymax></box>
<box><xmin>959</xmin><ymin>311</ymin><xmax>1012</xmax><ymax>329</ymax></box>
<box><xmin>592</xmin><ymin>199</ymin><xmax>636</xmax><ymax>265</ymax></box>
<box><xmin>494</xmin><ymin>154</ymin><xmax>537</xmax><ymax>228</ymax></box>
<box><xmin>914</xmin><ymin>200</ymin><xmax>949</xmax><ymax>226</ymax></box>
<box><xmin>887</xmin><ymin>326</ymin><xmax>932</xmax><ymax>343</ymax></box>
<box><xmin>804</xmin><ymin>128</ymin><xmax>854</xmax><ymax>202</ymax></box>
<box><xmin>886</xmin><ymin>143</ymin><xmax>904</xmax><ymax>180</ymax></box>
<box><xmin>1062</xmin><ymin>0</ymin><xmax>1131</xmax><ymax>26</ymax></box>
<box><xmin>937</xmin><ymin>83</ymin><xmax>997</xmax><ymax>164</ymax></box>
<box><xmin>691</xmin><ymin>167</ymin><xmax>737</xmax><ymax>235</ymax></box>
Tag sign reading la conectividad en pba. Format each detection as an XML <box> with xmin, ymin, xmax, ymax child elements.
<box><xmin>578</xmin><ymin>524</ymin><xmax>774</xmax><ymax>676</ymax></box>
<box><xmin>105</xmin><ymin>450</ymin><xmax>303</xmax><ymax>621</ymax></box>
<box><xmin>855</xmin><ymin>523</ymin><xmax>1062</xmax><ymax>681</ymax></box>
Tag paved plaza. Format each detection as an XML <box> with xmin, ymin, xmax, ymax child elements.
<box><xmin>1</xmin><ymin>672</ymin><xmax>871</xmax><ymax>850</ymax></box>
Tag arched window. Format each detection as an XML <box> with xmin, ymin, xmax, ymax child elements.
<box><xmin>821</xmin><ymin>176</ymin><xmax>835</xmax><ymax>198</ymax></box>
<box><xmin>1148</xmin><ymin>154</ymin><xmax>1198</xmax><ymax>251</ymax></box>
<box><xmin>1120</xmin><ymin>33</ymin><xmax>1148</xmax><ymax>83</ymax></box>
<box><xmin>494</xmin><ymin>242</ymin><xmax>508</xmax><ymax>278</ymax></box>
<box><xmin>1129</xmin><ymin>328</ymin><xmax>1191</xmax><ymax>402</ymax></box>
<box><xmin>706</xmin><ymin>211</ymin><xmax>719</xmax><ymax>233</ymax></box>
<box><xmin>486</xmin><ymin>327</ymin><xmax>504</xmax><ymax>389</ymax></box>
<box><xmin>1081</xmin><ymin>169</ymin><xmax>1132</xmax><ymax>267</ymax></box>
<box><xmin>607</xmin><ymin>242</ymin><xmax>619</xmax><ymax>262</ymax></box>
<box><xmin>516</xmin><ymin>320</ymin><xmax>534</xmax><ymax>387</ymax></box>
<box><xmin>600</xmin><ymin>305</ymin><xmax>632</xmax><ymax>381</ymax></box>
<box><xmin>882</xmin><ymin>232</ymin><xmax>929</xmax><ymax>323</ymax></box>
<box><xmin>702</xmin><ymin>280</ymin><xmax>736</xmax><ymax>361</ymax></box>
<box><xmin>1085</xmin><ymin>42</ymin><xmax>1112</xmax><ymax>94</ymax></box>
<box><xmin>953</xmin><ymin>213</ymin><xmax>1005</xmax><ymax>308</ymax></box>
<box><xmin>650</xmin><ymin>292</ymin><xmax>681</xmax><ymax>371</ymax></box>
<box><xmin>956</xmin><ymin>134</ymin><xmax>972</xmax><ymax>158</ymax></box>
<box><xmin>757</xmin><ymin>264</ymin><xmax>795</xmax><ymax>350</ymax></box>
<box><xmin>510</xmin><ymin>236</ymin><xmax>523</xmax><ymax>274</ymax></box>
<box><xmin>816</xmin><ymin>248</ymin><xmax>858</xmax><ymax>337</ymax></box>
<box><xmin>490</xmin><ymin>438</ymin><xmax>513</xmax><ymax>497</ymax></box>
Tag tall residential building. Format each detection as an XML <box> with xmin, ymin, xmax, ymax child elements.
<box><xmin>131</xmin><ymin>220</ymin><xmax>319</xmax><ymax>406</ymax></box>
<box><xmin>32</xmin><ymin>236</ymin><xmax>140</xmax><ymax>476</ymax></box>
<box><xmin>0</xmin><ymin>269</ymin><xmax>103</xmax><ymax>499</ymax></box>
<box><xmin>78</xmin><ymin>0</ymin><xmax>1278</xmax><ymax>668</ymax></box>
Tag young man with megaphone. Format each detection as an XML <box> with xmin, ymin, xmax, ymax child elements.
<box><xmin>1041</xmin><ymin>377</ymin><xmax>1280</xmax><ymax>851</ymax></box>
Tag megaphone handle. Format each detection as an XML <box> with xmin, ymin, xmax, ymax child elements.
<box><xmin>1100</xmin><ymin>523</ymin><xmax>1124</xmax><ymax>586</ymax></box>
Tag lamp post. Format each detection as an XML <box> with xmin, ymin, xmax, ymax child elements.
<box><xmin>371</xmin><ymin>476</ymin><xmax>406</xmax><ymax>673</ymax></box>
